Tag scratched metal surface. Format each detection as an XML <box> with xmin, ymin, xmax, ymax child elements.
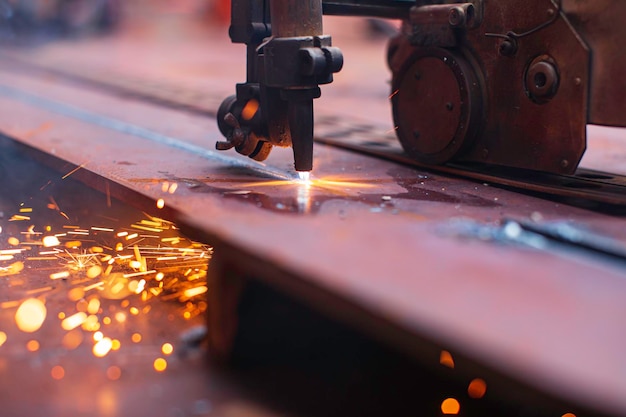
<box><xmin>1</xmin><ymin>15</ymin><xmax>626</xmax><ymax>416</ymax></box>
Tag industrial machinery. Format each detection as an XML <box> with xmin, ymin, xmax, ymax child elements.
<box><xmin>216</xmin><ymin>0</ymin><xmax>626</xmax><ymax>176</ymax></box>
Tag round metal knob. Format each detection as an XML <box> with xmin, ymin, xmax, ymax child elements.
<box><xmin>525</xmin><ymin>56</ymin><xmax>559</xmax><ymax>103</ymax></box>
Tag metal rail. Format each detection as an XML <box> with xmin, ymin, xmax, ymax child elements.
<box><xmin>314</xmin><ymin>129</ymin><xmax>626</xmax><ymax>209</ymax></box>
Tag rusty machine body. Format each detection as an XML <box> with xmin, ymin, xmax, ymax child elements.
<box><xmin>216</xmin><ymin>0</ymin><xmax>626</xmax><ymax>177</ymax></box>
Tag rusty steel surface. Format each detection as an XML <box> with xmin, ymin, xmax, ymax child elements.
<box><xmin>2</xmin><ymin>16</ymin><xmax>626</xmax><ymax>416</ymax></box>
<box><xmin>562</xmin><ymin>0</ymin><xmax>626</xmax><ymax>127</ymax></box>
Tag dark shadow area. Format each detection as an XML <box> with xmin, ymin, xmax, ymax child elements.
<box><xmin>218</xmin><ymin>279</ymin><xmax>589</xmax><ymax>417</ymax></box>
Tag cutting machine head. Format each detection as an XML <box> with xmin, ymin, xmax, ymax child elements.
<box><xmin>217</xmin><ymin>0</ymin><xmax>626</xmax><ymax>175</ymax></box>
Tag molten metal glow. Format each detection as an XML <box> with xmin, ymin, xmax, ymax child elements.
<box><xmin>93</xmin><ymin>337</ymin><xmax>113</xmax><ymax>357</ymax></box>
<box><xmin>87</xmin><ymin>266</ymin><xmax>102</xmax><ymax>279</ymax></box>
<box><xmin>15</xmin><ymin>298</ymin><xmax>47</xmax><ymax>333</ymax></box>
<box><xmin>26</xmin><ymin>340</ymin><xmax>40</xmax><ymax>352</ymax></box>
<box><xmin>439</xmin><ymin>350</ymin><xmax>454</xmax><ymax>369</ymax></box>
<box><xmin>236</xmin><ymin>174</ymin><xmax>378</xmax><ymax>214</ymax></box>
<box><xmin>106</xmin><ymin>366</ymin><xmax>122</xmax><ymax>380</ymax></box>
<box><xmin>467</xmin><ymin>378</ymin><xmax>487</xmax><ymax>399</ymax></box>
<box><xmin>82</xmin><ymin>314</ymin><xmax>100</xmax><ymax>331</ymax></box>
<box><xmin>68</xmin><ymin>288</ymin><xmax>85</xmax><ymax>302</ymax></box>
<box><xmin>51</xmin><ymin>365</ymin><xmax>65</xmax><ymax>380</ymax></box>
<box><xmin>62</xmin><ymin>312</ymin><xmax>87</xmax><ymax>331</ymax></box>
<box><xmin>42</xmin><ymin>236</ymin><xmax>61</xmax><ymax>247</ymax></box>
<box><xmin>241</xmin><ymin>99</ymin><xmax>259</xmax><ymax>121</ymax></box>
<box><xmin>441</xmin><ymin>398</ymin><xmax>460</xmax><ymax>415</ymax></box>
<box><xmin>62</xmin><ymin>329</ymin><xmax>84</xmax><ymax>350</ymax></box>
<box><xmin>183</xmin><ymin>286</ymin><xmax>208</xmax><ymax>298</ymax></box>
<box><xmin>115</xmin><ymin>312</ymin><xmax>126</xmax><ymax>323</ymax></box>
<box><xmin>297</xmin><ymin>171</ymin><xmax>310</xmax><ymax>182</ymax></box>
<box><xmin>0</xmin><ymin>261</ymin><xmax>24</xmax><ymax>277</ymax></box>
<box><xmin>161</xmin><ymin>343</ymin><xmax>174</xmax><ymax>355</ymax></box>
<box><xmin>50</xmin><ymin>271</ymin><xmax>70</xmax><ymax>280</ymax></box>
<box><xmin>153</xmin><ymin>358</ymin><xmax>167</xmax><ymax>372</ymax></box>
<box><xmin>1</xmin><ymin>206</ymin><xmax>212</xmax><ymax>378</ymax></box>
<box><xmin>242</xmin><ymin>175</ymin><xmax>376</xmax><ymax>193</ymax></box>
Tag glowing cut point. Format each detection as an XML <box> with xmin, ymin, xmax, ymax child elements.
<box><xmin>297</xmin><ymin>171</ymin><xmax>311</xmax><ymax>182</ymax></box>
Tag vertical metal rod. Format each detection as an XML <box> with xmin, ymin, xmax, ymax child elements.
<box><xmin>270</xmin><ymin>0</ymin><xmax>323</xmax><ymax>37</ymax></box>
<box><xmin>268</xmin><ymin>0</ymin><xmax>325</xmax><ymax>172</ymax></box>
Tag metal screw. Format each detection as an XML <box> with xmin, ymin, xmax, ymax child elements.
<box><xmin>547</xmin><ymin>8</ymin><xmax>555</xmax><ymax>17</ymax></box>
<box><xmin>560</xmin><ymin>159</ymin><xmax>569</xmax><ymax>168</ymax></box>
